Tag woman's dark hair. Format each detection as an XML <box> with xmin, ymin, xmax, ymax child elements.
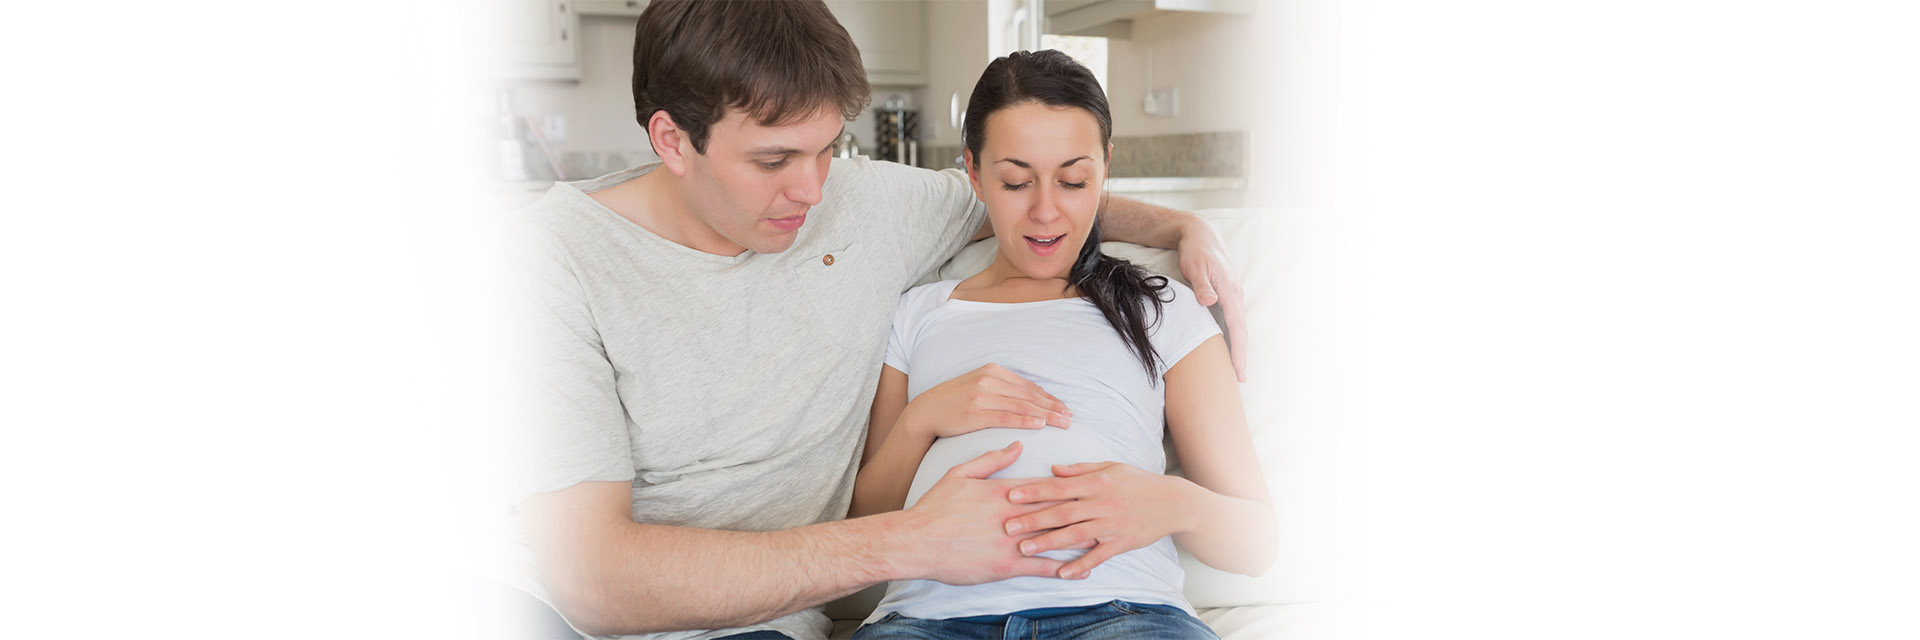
<box><xmin>964</xmin><ymin>49</ymin><xmax>1174</xmax><ymax>384</ymax></box>
<box><xmin>631</xmin><ymin>0</ymin><xmax>870</xmax><ymax>154</ymax></box>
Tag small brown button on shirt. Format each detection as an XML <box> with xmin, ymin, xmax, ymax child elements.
<box><xmin>823</xmin><ymin>254</ymin><xmax>835</xmax><ymax>266</ymax></box>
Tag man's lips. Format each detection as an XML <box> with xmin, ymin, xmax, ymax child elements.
<box><xmin>767</xmin><ymin>214</ymin><xmax>806</xmax><ymax>232</ymax></box>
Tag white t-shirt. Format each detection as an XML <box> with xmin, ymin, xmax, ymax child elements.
<box><xmin>866</xmin><ymin>276</ymin><xmax>1223</xmax><ymax>623</ymax></box>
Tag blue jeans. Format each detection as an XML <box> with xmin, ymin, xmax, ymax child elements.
<box><xmin>851</xmin><ymin>600</ymin><xmax>1218</xmax><ymax>640</ymax></box>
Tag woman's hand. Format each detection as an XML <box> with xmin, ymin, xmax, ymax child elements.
<box><xmin>1002</xmin><ymin>461</ymin><xmax>1199</xmax><ymax>580</ymax></box>
<box><xmin>898</xmin><ymin>363</ymin><xmax>1072</xmax><ymax>440</ymax></box>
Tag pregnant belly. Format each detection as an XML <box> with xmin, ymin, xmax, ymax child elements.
<box><xmin>900</xmin><ymin>426</ymin><xmax>1132</xmax><ymax>510</ymax></box>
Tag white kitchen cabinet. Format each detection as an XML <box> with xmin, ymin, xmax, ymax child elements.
<box><xmin>495</xmin><ymin>0</ymin><xmax>581</xmax><ymax>80</ymax></box>
<box><xmin>827</xmin><ymin>0</ymin><xmax>928</xmax><ymax>86</ymax></box>
<box><xmin>575</xmin><ymin>0</ymin><xmax>646</xmax><ymax>17</ymax></box>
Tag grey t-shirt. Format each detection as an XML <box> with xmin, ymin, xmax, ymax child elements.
<box><xmin>508</xmin><ymin>157</ymin><xmax>986</xmax><ymax>640</ymax></box>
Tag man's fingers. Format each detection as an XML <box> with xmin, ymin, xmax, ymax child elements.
<box><xmin>1058</xmin><ymin>541</ymin><xmax>1126</xmax><ymax>580</ymax></box>
<box><xmin>1188</xmin><ymin>258</ymin><xmax>1220</xmax><ymax>306</ymax></box>
<box><xmin>1222</xmin><ymin>287</ymin><xmax>1249</xmax><ymax>382</ymax></box>
<box><xmin>947</xmin><ymin>440</ymin><xmax>1023</xmax><ymax>480</ymax></box>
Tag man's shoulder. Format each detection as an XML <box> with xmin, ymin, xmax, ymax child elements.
<box><xmin>824</xmin><ymin>156</ymin><xmax>968</xmax><ymax>202</ymax></box>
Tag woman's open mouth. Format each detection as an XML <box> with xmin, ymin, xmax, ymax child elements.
<box><xmin>1025</xmin><ymin>234</ymin><xmax>1066</xmax><ymax>256</ymax></box>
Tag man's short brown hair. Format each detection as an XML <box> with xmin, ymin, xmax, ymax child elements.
<box><xmin>632</xmin><ymin>0</ymin><xmax>870</xmax><ymax>154</ymax></box>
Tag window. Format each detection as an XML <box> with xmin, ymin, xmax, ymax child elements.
<box><xmin>1040</xmin><ymin>34</ymin><xmax>1109</xmax><ymax>95</ymax></box>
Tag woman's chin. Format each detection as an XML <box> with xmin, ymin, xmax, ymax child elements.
<box><xmin>1009</xmin><ymin>261</ymin><xmax>1072</xmax><ymax>282</ymax></box>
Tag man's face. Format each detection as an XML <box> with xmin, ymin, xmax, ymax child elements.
<box><xmin>680</xmin><ymin>107</ymin><xmax>844</xmax><ymax>255</ymax></box>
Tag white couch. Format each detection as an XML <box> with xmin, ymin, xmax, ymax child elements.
<box><xmin>825</xmin><ymin>208</ymin><xmax>1357</xmax><ymax>639</ymax></box>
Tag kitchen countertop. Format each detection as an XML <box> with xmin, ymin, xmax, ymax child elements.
<box><xmin>490</xmin><ymin>174</ymin><xmax>1246</xmax><ymax>207</ymax></box>
<box><xmin>1105</xmin><ymin>176</ymin><xmax>1246</xmax><ymax>193</ymax></box>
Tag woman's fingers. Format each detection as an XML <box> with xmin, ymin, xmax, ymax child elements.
<box><xmin>1018</xmin><ymin>521</ymin><xmax>1102</xmax><ymax>558</ymax></box>
<box><xmin>1007</xmin><ymin>471</ymin><xmax>1105</xmax><ymax>504</ymax></box>
<box><xmin>1004</xmin><ymin>501</ymin><xmax>1086</xmax><ymax>536</ymax></box>
<box><xmin>980</xmin><ymin>367</ymin><xmax>1072</xmax><ymax>418</ymax></box>
<box><xmin>973</xmin><ymin>409</ymin><xmax>1051</xmax><ymax>430</ymax></box>
<box><xmin>1008</xmin><ymin>556</ymin><xmax>1071</xmax><ymax>580</ymax></box>
<box><xmin>1057</xmin><ymin>540</ymin><xmax>1129</xmax><ymax>580</ymax></box>
<box><xmin>975</xmin><ymin>379</ymin><xmax>1070</xmax><ymax>428</ymax></box>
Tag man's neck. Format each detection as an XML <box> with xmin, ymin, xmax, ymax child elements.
<box><xmin>589</xmin><ymin>169</ymin><xmax>745</xmax><ymax>256</ymax></box>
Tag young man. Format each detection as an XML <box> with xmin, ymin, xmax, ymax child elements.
<box><xmin>507</xmin><ymin>2</ymin><xmax>1249</xmax><ymax>639</ymax></box>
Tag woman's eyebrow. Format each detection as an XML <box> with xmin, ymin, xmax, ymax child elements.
<box><xmin>994</xmin><ymin>155</ymin><xmax>1092</xmax><ymax>168</ymax></box>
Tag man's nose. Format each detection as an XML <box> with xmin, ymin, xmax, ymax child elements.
<box><xmin>788</xmin><ymin>162</ymin><xmax>825</xmax><ymax>206</ymax></box>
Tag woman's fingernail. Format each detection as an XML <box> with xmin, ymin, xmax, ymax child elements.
<box><xmin>1008</xmin><ymin>489</ymin><xmax>1024</xmax><ymax>502</ymax></box>
<box><xmin>1005</xmin><ymin>520</ymin><xmax>1023</xmax><ymax>534</ymax></box>
<box><xmin>1020</xmin><ymin>541</ymin><xmax>1036</xmax><ymax>555</ymax></box>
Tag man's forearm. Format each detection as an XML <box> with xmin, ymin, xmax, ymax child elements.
<box><xmin>1099</xmin><ymin>195</ymin><xmax>1197</xmax><ymax>249</ymax></box>
<box><xmin>545</xmin><ymin>513</ymin><xmax>920</xmax><ymax>636</ymax></box>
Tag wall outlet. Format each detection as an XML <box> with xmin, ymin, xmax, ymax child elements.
<box><xmin>540</xmin><ymin>113</ymin><xmax>567</xmax><ymax>144</ymax></box>
<box><xmin>1143</xmin><ymin>88</ymin><xmax>1179</xmax><ymax>118</ymax></box>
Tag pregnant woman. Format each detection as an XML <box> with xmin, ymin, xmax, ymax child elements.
<box><xmin>847</xmin><ymin>49</ymin><xmax>1276</xmax><ymax>640</ymax></box>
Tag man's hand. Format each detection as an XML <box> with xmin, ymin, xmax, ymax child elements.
<box><xmin>896</xmin><ymin>441</ymin><xmax>1071</xmax><ymax>585</ymax></box>
<box><xmin>900</xmin><ymin>363</ymin><xmax>1072</xmax><ymax>440</ymax></box>
<box><xmin>1177</xmin><ymin>218</ymin><xmax>1249</xmax><ymax>382</ymax></box>
<box><xmin>1002</xmin><ymin>461</ymin><xmax>1198</xmax><ymax>581</ymax></box>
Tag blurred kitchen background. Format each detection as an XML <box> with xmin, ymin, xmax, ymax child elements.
<box><xmin>485</xmin><ymin>0</ymin><xmax>1336</xmax><ymax>212</ymax></box>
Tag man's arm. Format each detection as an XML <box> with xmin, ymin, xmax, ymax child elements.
<box><xmin>519</xmin><ymin>446</ymin><xmax>1068</xmax><ymax>637</ymax></box>
<box><xmin>970</xmin><ymin>195</ymin><xmax>1250</xmax><ymax>381</ymax></box>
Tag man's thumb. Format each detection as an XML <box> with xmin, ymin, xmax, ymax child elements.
<box><xmin>948</xmin><ymin>441</ymin><xmax>1022</xmax><ymax>480</ymax></box>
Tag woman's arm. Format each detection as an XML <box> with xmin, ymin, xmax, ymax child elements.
<box><xmin>1159</xmin><ymin>335</ymin><xmax>1277</xmax><ymax>575</ymax></box>
<box><xmin>1003</xmin><ymin>335</ymin><xmax>1276</xmax><ymax>578</ymax></box>
<box><xmin>851</xmin><ymin>363</ymin><xmax>1075</xmax><ymax>518</ymax></box>
<box><xmin>850</xmin><ymin>365</ymin><xmax>935</xmax><ymax>517</ymax></box>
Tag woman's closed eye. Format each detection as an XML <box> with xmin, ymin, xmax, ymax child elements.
<box><xmin>1001</xmin><ymin>180</ymin><xmax>1086</xmax><ymax>191</ymax></box>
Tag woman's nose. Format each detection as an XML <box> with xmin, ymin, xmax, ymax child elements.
<box><xmin>1028</xmin><ymin>186</ymin><xmax>1062</xmax><ymax>223</ymax></box>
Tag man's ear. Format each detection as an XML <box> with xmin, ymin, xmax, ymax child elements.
<box><xmin>647</xmin><ymin>111</ymin><xmax>694</xmax><ymax>177</ymax></box>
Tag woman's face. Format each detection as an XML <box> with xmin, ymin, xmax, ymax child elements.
<box><xmin>967</xmin><ymin>102</ymin><xmax>1111</xmax><ymax>281</ymax></box>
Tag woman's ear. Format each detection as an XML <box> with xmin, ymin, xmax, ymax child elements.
<box><xmin>648</xmin><ymin>111</ymin><xmax>693</xmax><ymax>177</ymax></box>
<box><xmin>964</xmin><ymin>148</ymin><xmax>985</xmax><ymax>195</ymax></box>
<box><xmin>1104</xmin><ymin>142</ymin><xmax>1115</xmax><ymax>178</ymax></box>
